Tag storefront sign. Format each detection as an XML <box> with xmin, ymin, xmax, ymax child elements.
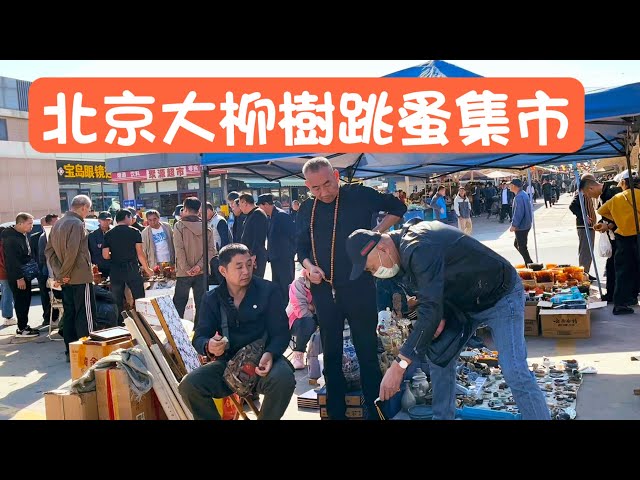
<box><xmin>57</xmin><ymin>160</ymin><xmax>112</xmax><ymax>181</ymax></box>
<box><xmin>110</xmin><ymin>164</ymin><xmax>226</xmax><ymax>183</ymax></box>
<box><xmin>110</xmin><ymin>170</ymin><xmax>147</xmax><ymax>183</ymax></box>
<box><xmin>147</xmin><ymin>165</ymin><xmax>201</xmax><ymax>180</ymax></box>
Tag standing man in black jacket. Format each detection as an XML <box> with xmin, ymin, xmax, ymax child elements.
<box><xmin>238</xmin><ymin>193</ymin><xmax>269</xmax><ymax>278</ymax></box>
<box><xmin>297</xmin><ymin>157</ymin><xmax>407</xmax><ymax>420</ymax></box>
<box><xmin>227</xmin><ymin>191</ymin><xmax>245</xmax><ymax>242</ymax></box>
<box><xmin>257</xmin><ymin>193</ymin><xmax>296</xmax><ymax>301</ymax></box>
<box><xmin>88</xmin><ymin>211</ymin><xmax>112</xmax><ymax>279</ymax></box>
<box><xmin>1</xmin><ymin>213</ymin><xmax>38</xmax><ymax>337</ymax></box>
<box><xmin>178</xmin><ymin>243</ymin><xmax>295</xmax><ymax>420</ymax></box>
<box><xmin>346</xmin><ymin>221</ymin><xmax>550</xmax><ymax>420</ymax></box>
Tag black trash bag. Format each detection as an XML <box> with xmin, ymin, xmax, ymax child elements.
<box><xmin>93</xmin><ymin>286</ymin><xmax>118</xmax><ymax>330</ymax></box>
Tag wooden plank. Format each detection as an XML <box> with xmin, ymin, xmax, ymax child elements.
<box><xmin>151</xmin><ymin>296</ymin><xmax>201</xmax><ymax>374</ymax></box>
<box><xmin>129</xmin><ymin>310</ymin><xmax>185</xmax><ymax>382</ymax></box>
<box><xmin>150</xmin><ymin>344</ymin><xmax>194</xmax><ymax>420</ymax></box>
<box><xmin>123</xmin><ymin>315</ymin><xmax>186</xmax><ymax>420</ymax></box>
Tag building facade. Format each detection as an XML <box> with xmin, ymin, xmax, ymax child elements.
<box><xmin>0</xmin><ymin>76</ymin><xmax>125</xmax><ymax>222</ymax></box>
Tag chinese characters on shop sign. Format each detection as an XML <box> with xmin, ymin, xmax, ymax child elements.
<box><xmin>29</xmin><ymin>78</ymin><xmax>585</xmax><ymax>154</ymax></box>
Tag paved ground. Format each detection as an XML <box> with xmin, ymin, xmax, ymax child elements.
<box><xmin>1</xmin><ymin>193</ymin><xmax>639</xmax><ymax>420</ymax></box>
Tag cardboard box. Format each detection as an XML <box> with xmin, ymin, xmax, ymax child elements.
<box><xmin>524</xmin><ymin>301</ymin><xmax>540</xmax><ymax>336</ymax></box>
<box><xmin>320</xmin><ymin>407</ymin><xmax>365</xmax><ymax>419</ymax></box>
<box><xmin>316</xmin><ymin>386</ymin><xmax>364</xmax><ymax>407</ymax></box>
<box><xmin>44</xmin><ymin>390</ymin><xmax>99</xmax><ymax>420</ymax></box>
<box><xmin>69</xmin><ymin>337</ymin><xmax>134</xmax><ymax>380</ymax></box>
<box><xmin>95</xmin><ymin>368</ymin><xmax>164</xmax><ymax>420</ymax></box>
<box><xmin>539</xmin><ymin>309</ymin><xmax>591</xmax><ymax>338</ymax></box>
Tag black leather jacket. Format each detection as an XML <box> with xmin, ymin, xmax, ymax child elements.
<box><xmin>392</xmin><ymin>221</ymin><xmax>516</xmax><ymax>365</ymax></box>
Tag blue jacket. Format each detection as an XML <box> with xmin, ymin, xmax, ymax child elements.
<box><xmin>431</xmin><ymin>194</ymin><xmax>447</xmax><ymax>220</ymax></box>
<box><xmin>511</xmin><ymin>190</ymin><xmax>532</xmax><ymax>231</ymax></box>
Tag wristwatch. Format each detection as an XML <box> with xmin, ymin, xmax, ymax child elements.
<box><xmin>395</xmin><ymin>356</ymin><xmax>409</xmax><ymax>369</ymax></box>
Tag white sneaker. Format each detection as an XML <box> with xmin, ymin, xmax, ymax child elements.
<box><xmin>15</xmin><ymin>326</ymin><xmax>39</xmax><ymax>338</ymax></box>
<box><xmin>3</xmin><ymin>317</ymin><xmax>17</xmax><ymax>327</ymax></box>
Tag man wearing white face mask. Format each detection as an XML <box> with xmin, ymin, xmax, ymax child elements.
<box><xmin>346</xmin><ymin>222</ymin><xmax>551</xmax><ymax>421</ymax></box>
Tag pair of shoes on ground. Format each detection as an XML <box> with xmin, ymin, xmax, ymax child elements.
<box><xmin>291</xmin><ymin>351</ymin><xmax>306</xmax><ymax>370</ymax></box>
<box><xmin>3</xmin><ymin>317</ymin><xmax>17</xmax><ymax>327</ymax></box>
<box><xmin>15</xmin><ymin>326</ymin><xmax>39</xmax><ymax>337</ymax></box>
<box><xmin>613</xmin><ymin>305</ymin><xmax>635</xmax><ymax>315</ymax></box>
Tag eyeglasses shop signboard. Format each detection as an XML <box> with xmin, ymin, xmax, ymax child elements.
<box><xmin>57</xmin><ymin>160</ymin><xmax>112</xmax><ymax>182</ymax></box>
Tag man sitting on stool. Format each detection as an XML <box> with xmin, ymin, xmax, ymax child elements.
<box><xmin>178</xmin><ymin>243</ymin><xmax>295</xmax><ymax>420</ymax></box>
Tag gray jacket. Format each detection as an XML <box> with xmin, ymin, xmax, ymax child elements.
<box><xmin>45</xmin><ymin>211</ymin><xmax>93</xmax><ymax>285</ymax></box>
<box><xmin>141</xmin><ymin>222</ymin><xmax>175</xmax><ymax>266</ymax></box>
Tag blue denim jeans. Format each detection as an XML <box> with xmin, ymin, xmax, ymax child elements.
<box><xmin>0</xmin><ymin>279</ymin><xmax>14</xmax><ymax>319</ymax></box>
<box><xmin>429</xmin><ymin>271</ymin><xmax>550</xmax><ymax>420</ymax></box>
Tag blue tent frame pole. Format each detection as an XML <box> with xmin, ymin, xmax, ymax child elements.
<box><xmin>573</xmin><ymin>162</ymin><xmax>603</xmax><ymax>298</ymax></box>
<box><xmin>526</xmin><ymin>168</ymin><xmax>539</xmax><ymax>263</ymax></box>
<box><xmin>201</xmin><ymin>161</ymin><xmax>210</xmax><ymax>300</ymax></box>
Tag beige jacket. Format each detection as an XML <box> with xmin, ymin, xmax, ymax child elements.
<box><xmin>45</xmin><ymin>211</ymin><xmax>93</xmax><ymax>284</ymax></box>
<box><xmin>141</xmin><ymin>222</ymin><xmax>175</xmax><ymax>266</ymax></box>
<box><xmin>173</xmin><ymin>215</ymin><xmax>217</xmax><ymax>278</ymax></box>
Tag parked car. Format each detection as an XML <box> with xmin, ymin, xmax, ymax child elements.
<box><xmin>0</xmin><ymin>218</ymin><xmax>98</xmax><ymax>292</ymax></box>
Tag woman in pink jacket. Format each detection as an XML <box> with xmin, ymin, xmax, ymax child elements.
<box><xmin>285</xmin><ymin>270</ymin><xmax>318</xmax><ymax>370</ymax></box>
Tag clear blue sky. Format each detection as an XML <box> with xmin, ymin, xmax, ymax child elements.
<box><xmin>0</xmin><ymin>60</ymin><xmax>639</xmax><ymax>91</ymax></box>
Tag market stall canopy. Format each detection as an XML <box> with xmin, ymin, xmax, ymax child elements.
<box><xmin>200</xmin><ymin>61</ymin><xmax>640</xmax><ymax>180</ymax></box>
<box><xmin>485</xmin><ymin>170</ymin><xmax>515</xmax><ymax>179</ymax></box>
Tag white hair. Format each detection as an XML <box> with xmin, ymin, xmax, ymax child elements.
<box><xmin>70</xmin><ymin>194</ymin><xmax>92</xmax><ymax>209</ymax></box>
<box><xmin>302</xmin><ymin>157</ymin><xmax>333</xmax><ymax>177</ymax></box>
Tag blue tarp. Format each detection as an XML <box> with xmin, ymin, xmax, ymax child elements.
<box><xmin>200</xmin><ymin>61</ymin><xmax>640</xmax><ymax>180</ymax></box>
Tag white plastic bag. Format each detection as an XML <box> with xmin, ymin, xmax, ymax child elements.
<box><xmin>599</xmin><ymin>232</ymin><xmax>612</xmax><ymax>258</ymax></box>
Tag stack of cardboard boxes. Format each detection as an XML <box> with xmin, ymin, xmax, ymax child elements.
<box><xmin>44</xmin><ymin>332</ymin><xmax>165</xmax><ymax>420</ymax></box>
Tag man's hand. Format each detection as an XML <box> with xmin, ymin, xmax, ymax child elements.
<box><xmin>256</xmin><ymin>352</ymin><xmax>273</xmax><ymax>377</ymax></box>
<box><xmin>379</xmin><ymin>362</ymin><xmax>406</xmax><ymax>401</ymax></box>
<box><xmin>144</xmin><ymin>267</ymin><xmax>154</xmax><ymax>277</ymax></box>
<box><xmin>17</xmin><ymin>278</ymin><xmax>26</xmax><ymax>290</ymax></box>
<box><xmin>594</xmin><ymin>223</ymin><xmax>609</xmax><ymax>232</ymax></box>
<box><xmin>407</xmin><ymin>296</ymin><xmax>418</xmax><ymax>310</ymax></box>
<box><xmin>208</xmin><ymin>333</ymin><xmax>228</xmax><ymax>358</ymax></box>
<box><xmin>307</xmin><ymin>265</ymin><xmax>325</xmax><ymax>285</ymax></box>
<box><xmin>509</xmin><ymin>226</ymin><xmax>516</xmax><ymax>232</ymax></box>
<box><xmin>433</xmin><ymin>319</ymin><xmax>446</xmax><ymax>339</ymax></box>
<box><xmin>62</xmin><ymin>277</ymin><xmax>70</xmax><ymax>284</ymax></box>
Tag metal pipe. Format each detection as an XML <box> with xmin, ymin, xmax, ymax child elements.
<box><xmin>201</xmin><ymin>161</ymin><xmax>210</xmax><ymax>297</ymax></box>
<box><xmin>527</xmin><ymin>168</ymin><xmax>539</xmax><ymax>262</ymax></box>
<box><xmin>573</xmin><ymin>162</ymin><xmax>603</xmax><ymax>298</ymax></box>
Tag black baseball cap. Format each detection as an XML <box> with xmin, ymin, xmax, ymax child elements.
<box><xmin>97</xmin><ymin>211</ymin><xmax>112</xmax><ymax>220</ymax></box>
<box><xmin>346</xmin><ymin>229</ymin><xmax>382</xmax><ymax>280</ymax></box>
<box><xmin>257</xmin><ymin>193</ymin><xmax>274</xmax><ymax>205</ymax></box>
<box><xmin>510</xmin><ymin>178</ymin><xmax>523</xmax><ymax>188</ymax></box>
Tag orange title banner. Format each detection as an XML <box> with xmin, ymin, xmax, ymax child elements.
<box><xmin>29</xmin><ymin>77</ymin><xmax>585</xmax><ymax>154</ymax></box>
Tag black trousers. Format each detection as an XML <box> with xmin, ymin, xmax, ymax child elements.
<box><xmin>270</xmin><ymin>257</ymin><xmax>295</xmax><ymax>304</ymax></box>
<box><xmin>290</xmin><ymin>315</ymin><xmax>318</xmax><ymax>352</ymax></box>
<box><xmin>178</xmin><ymin>357</ymin><xmax>295</xmax><ymax>420</ymax></box>
<box><xmin>61</xmin><ymin>283</ymin><xmax>97</xmax><ymax>352</ymax></box>
<box><xmin>9</xmin><ymin>280</ymin><xmax>32</xmax><ymax>331</ymax></box>
<box><xmin>499</xmin><ymin>204</ymin><xmax>512</xmax><ymax>222</ymax></box>
<box><xmin>110</xmin><ymin>263</ymin><xmax>145</xmax><ymax>324</ymax></box>
<box><xmin>311</xmin><ymin>276</ymin><xmax>381</xmax><ymax>420</ymax></box>
<box><xmin>605</xmin><ymin>238</ymin><xmax>617</xmax><ymax>299</ymax></box>
<box><xmin>514</xmin><ymin>229</ymin><xmax>533</xmax><ymax>265</ymax></box>
<box><xmin>613</xmin><ymin>234</ymin><xmax>640</xmax><ymax>307</ymax></box>
<box><xmin>173</xmin><ymin>275</ymin><xmax>206</xmax><ymax>328</ymax></box>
